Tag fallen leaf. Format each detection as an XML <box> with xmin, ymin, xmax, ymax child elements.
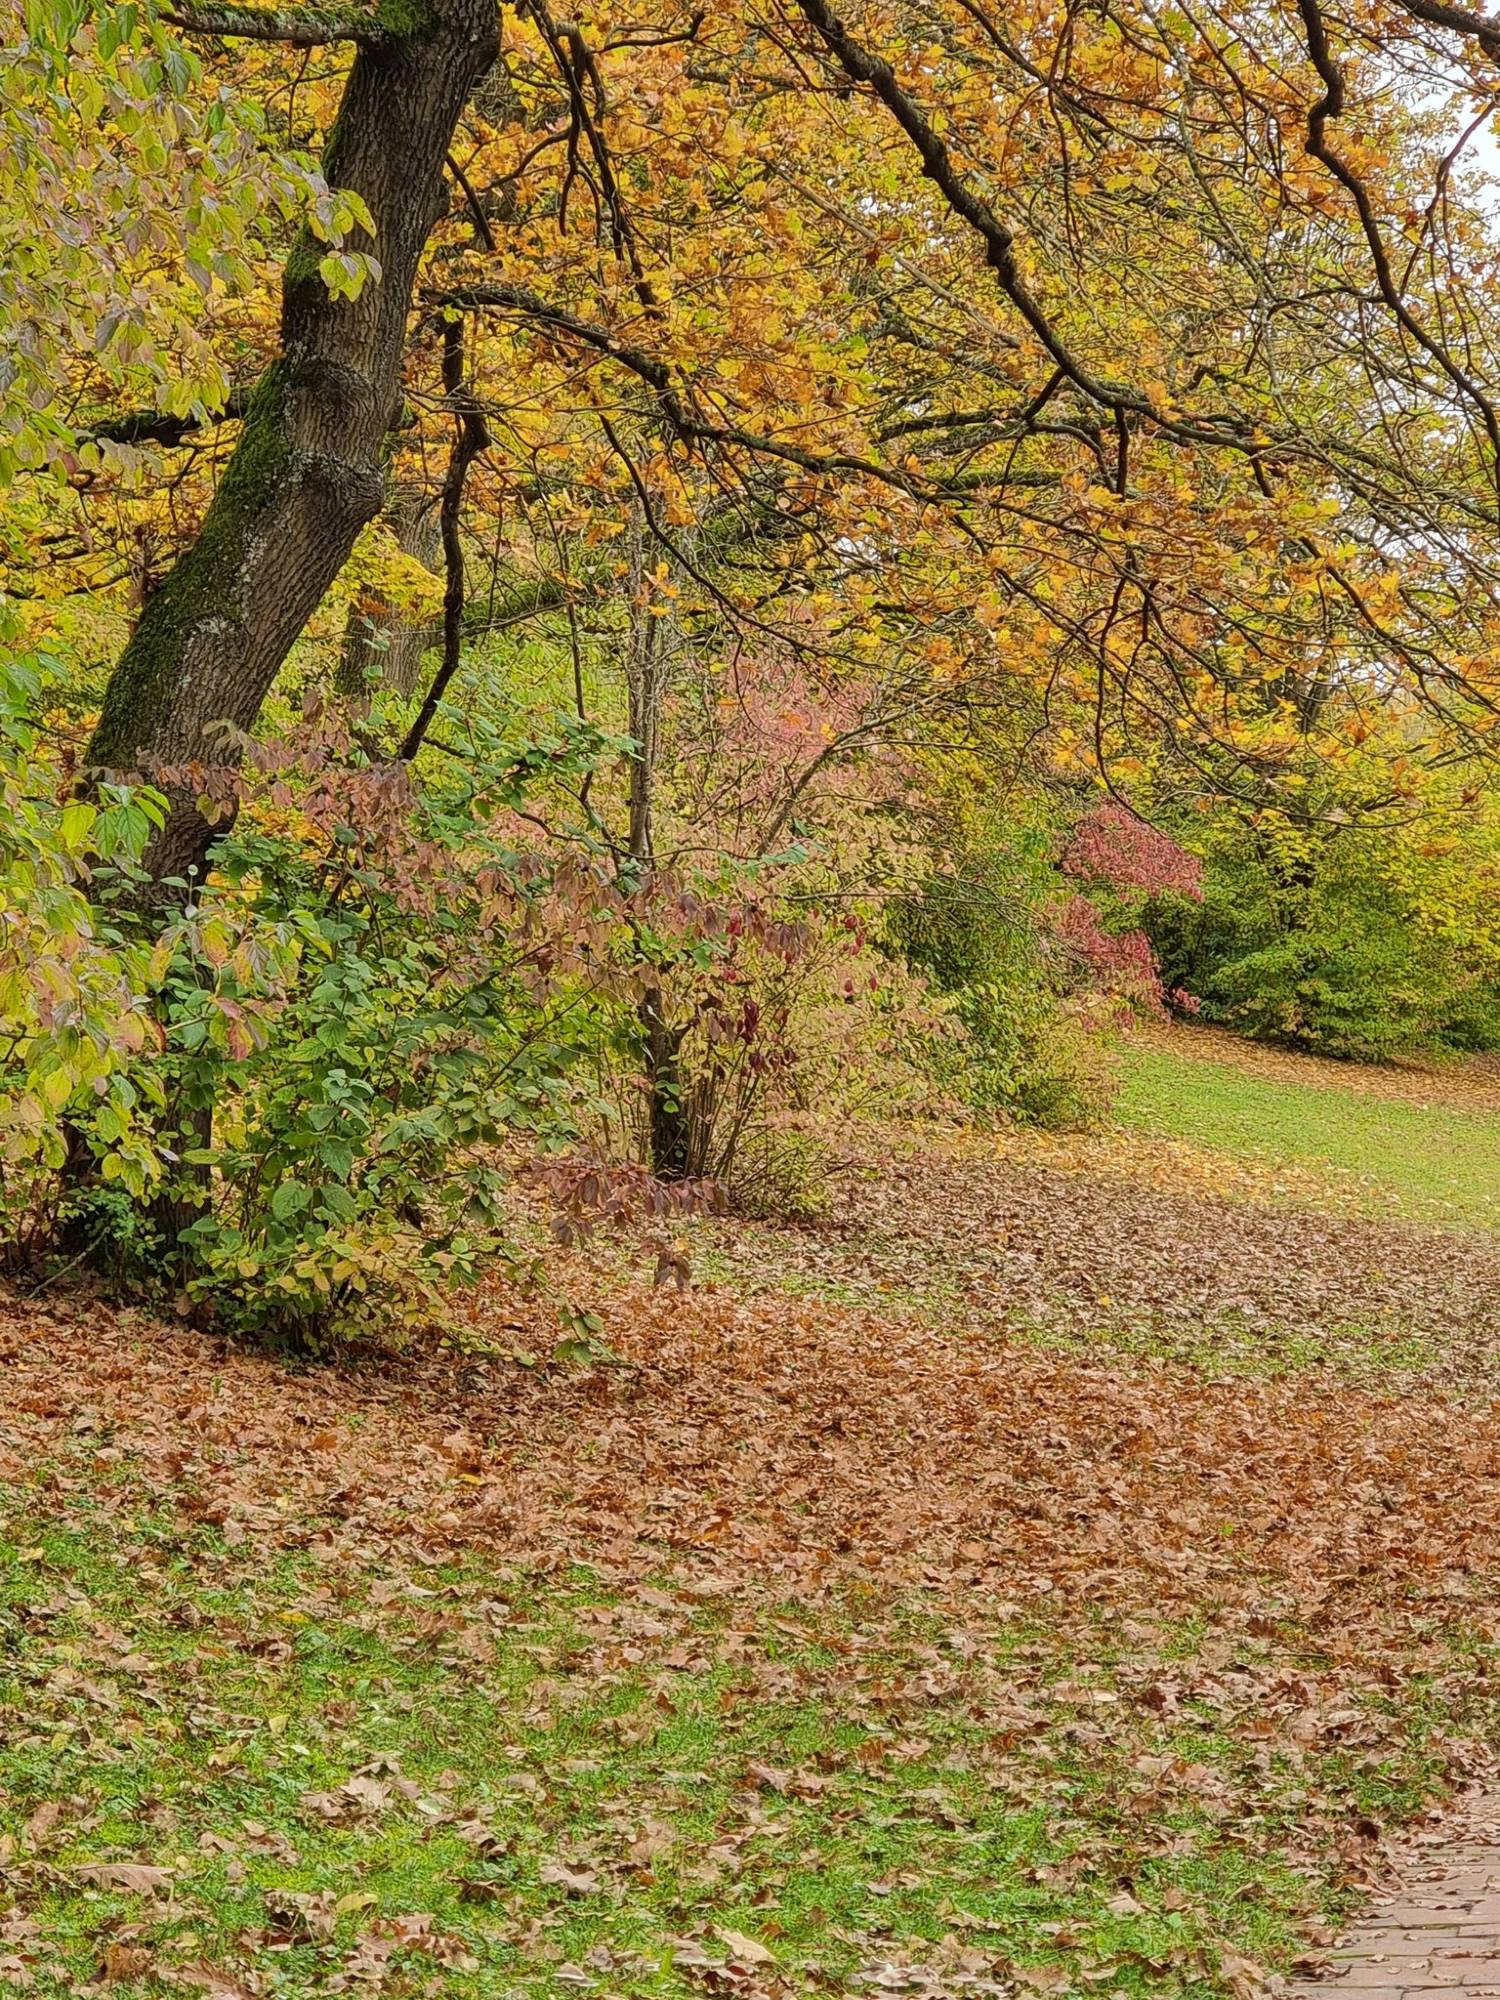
<box><xmin>716</xmin><ymin>1928</ymin><xmax>775</xmax><ymax>1966</ymax></box>
<box><xmin>101</xmin><ymin>1941</ymin><xmax>152</xmax><ymax>1982</ymax></box>
<box><xmin>22</xmin><ymin>1802</ymin><xmax>61</xmax><ymax>1850</ymax></box>
<box><xmin>76</xmin><ymin>1864</ymin><xmax>173</xmax><ymax>1896</ymax></box>
<box><xmin>538</xmin><ymin>1860</ymin><xmax>601</xmax><ymax>1895</ymax></box>
<box><xmin>174</xmin><ymin>1969</ymin><xmax>258</xmax><ymax>2000</ymax></box>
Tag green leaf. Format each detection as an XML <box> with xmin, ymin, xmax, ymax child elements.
<box><xmin>319</xmin><ymin>1184</ymin><xmax>358</xmax><ymax>1222</ymax></box>
<box><xmin>270</xmin><ymin>1179</ymin><xmax>311</xmax><ymax>1220</ymax></box>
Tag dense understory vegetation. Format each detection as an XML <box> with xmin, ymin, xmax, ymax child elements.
<box><xmin>4</xmin><ymin>0</ymin><xmax>1500</xmax><ymax>1344</ymax></box>
<box><xmin>5</xmin><ymin>607</ymin><xmax>1500</xmax><ymax>1342</ymax></box>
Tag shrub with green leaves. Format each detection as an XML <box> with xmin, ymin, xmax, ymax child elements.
<box><xmin>47</xmin><ymin>701</ymin><xmax>630</xmax><ymax>1339</ymax></box>
<box><xmin>0</xmin><ymin>653</ymin><xmax>170</xmax><ymax>1258</ymax></box>
<box><xmin>1146</xmin><ymin>807</ymin><xmax>1500</xmax><ymax>1061</ymax></box>
<box><xmin>161</xmin><ymin>880</ymin><xmax>542</xmax><ymax>1340</ymax></box>
<box><xmin>888</xmin><ymin>816</ymin><xmax>1115</xmax><ymax>1128</ymax></box>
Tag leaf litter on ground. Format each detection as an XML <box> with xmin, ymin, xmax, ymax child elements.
<box><xmin>2</xmin><ymin>1044</ymin><xmax>1500</xmax><ymax>1996</ymax></box>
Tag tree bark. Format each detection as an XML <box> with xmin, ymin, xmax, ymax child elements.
<box><xmin>84</xmin><ymin>0</ymin><xmax>499</xmax><ymax>891</ymax></box>
<box><xmin>640</xmin><ymin>985</ymin><xmax>694</xmax><ymax>1180</ymax></box>
<box><xmin>337</xmin><ymin>481</ymin><xmax>442</xmax><ymax>699</ymax></box>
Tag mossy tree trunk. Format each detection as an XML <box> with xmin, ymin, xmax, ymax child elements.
<box><xmin>84</xmin><ymin>0</ymin><xmax>499</xmax><ymax>892</ymax></box>
<box><xmin>337</xmin><ymin>482</ymin><xmax>443</xmax><ymax>700</ymax></box>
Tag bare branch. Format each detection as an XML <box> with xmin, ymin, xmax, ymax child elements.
<box><xmin>401</xmin><ymin>318</ymin><xmax>492</xmax><ymax>761</ymax></box>
<box><xmin>446</xmin><ymin>151</ymin><xmax>496</xmax><ymax>251</ymax></box>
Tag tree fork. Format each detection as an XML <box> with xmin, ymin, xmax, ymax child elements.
<box><xmin>85</xmin><ymin>0</ymin><xmax>500</xmax><ymax>892</ymax></box>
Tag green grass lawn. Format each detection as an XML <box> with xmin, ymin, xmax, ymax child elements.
<box><xmin>0</xmin><ymin>1479</ymin><xmax>1474</xmax><ymax>2000</ymax></box>
<box><xmin>1116</xmin><ymin>1043</ymin><xmax>1500</xmax><ymax>1231</ymax></box>
<box><xmin>7</xmin><ymin>1034</ymin><xmax>1500</xmax><ymax>1997</ymax></box>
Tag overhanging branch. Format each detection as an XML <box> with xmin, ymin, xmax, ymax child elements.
<box><xmin>1388</xmin><ymin>0</ymin><xmax>1500</xmax><ymax>58</ymax></box>
<box><xmin>162</xmin><ymin>1</ymin><xmax>398</xmax><ymax>45</ymax></box>
<box><xmin>432</xmin><ymin>281</ymin><xmax>1047</xmax><ymax>502</ymax></box>
<box><xmin>782</xmin><ymin>0</ymin><xmax>1297</xmax><ymax>470</ymax></box>
<box><xmin>81</xmin><ymin>387</ymin><xmax>255</xmax><ymax>450</ymax></box>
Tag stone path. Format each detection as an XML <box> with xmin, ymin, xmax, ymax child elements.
<box><xmin>1291</xmin><ymin>1797</ymin><xmax>1500</xmax><ymax>1998</ymax></box>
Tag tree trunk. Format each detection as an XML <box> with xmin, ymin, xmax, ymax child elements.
<box><xmin>338</xmin><ymin>482</ymin><xmax>443</xmax><ymax>699</ymax></box>
<box><xmin>84</xmin><ymin>0</ymin><xmax>499</xmax><ymax>891</ymax></box>
<box><xmin>640</xmin><ymin>985</ymin><xmax>694</xmax><ymax>1180</ymax></box>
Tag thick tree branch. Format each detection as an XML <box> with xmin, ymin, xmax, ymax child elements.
<box><xmin>81</xmin><ymin>388</ymin><xmax>255</xmax><ymax>450</ymax></box>
<box><xmin>787</xmin><ymin>0</ymin><xmax>1141</xmax><ymax>418</ymax></box>
<box><xmin>1388</xmin><ymin>0</ymin><xmax>1500</xmax><ymax>58</ymax></box>
<box><xmin>781</xmin><ymin>0</ymin><xmax>1329</xmax><ymax>474</ymax></box>
<box><xmin>162</xmin><ymin>1</ymin><xmax>399</xmax><ymax>45</ymax></box>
